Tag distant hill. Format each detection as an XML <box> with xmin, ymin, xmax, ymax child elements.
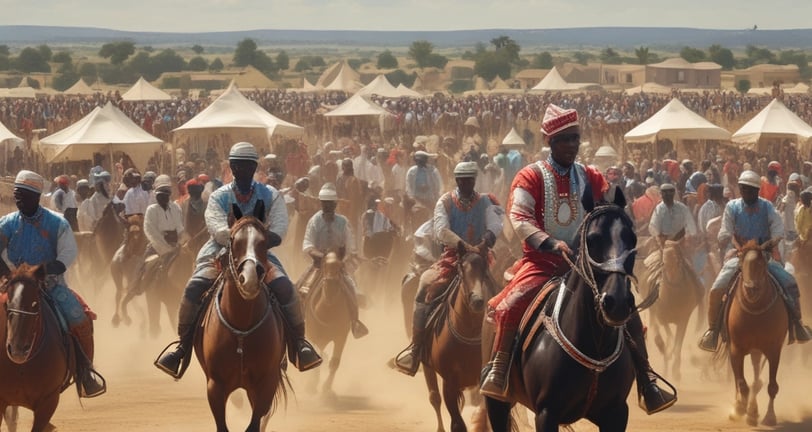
<box><xmin>2</xmin><ymin>25</ymin><xmax>812</xmax><ymax>50</ymax></box>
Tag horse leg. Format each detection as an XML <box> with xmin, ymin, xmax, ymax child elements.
<box><xmin>145</xmin><ymin>285</ymin><xmax>162</xmax><ymax>338</ymax></box>
<box><xmin>110</xmin><ymin>257</ymin><xmax>124</xmax><ymax>327</ymax></box>
<box><xmin>323</xmin><ymin>335</ymin><xmax>346</xmax><ymax>398</ymax></box>
<box><xmin>30</xmin><ymin>391</ymin><xmax>59</xmax><ymax>432</ymax></box>
<box><xmin>746</xmin><ymin>352</ymin><xmax>762</xmax><ymax>426</ymax></box>
<box><xmin>672</xmin><ymin>321</ymin><xmax>688</xmax><ymax>383</ymax></box>
<box><xmin>593</xmin><ymin>400</ymin><xmax>630</xmax><ymax>432</ymax></box>
<box><xmin>206</xmin><ymin>380</ymin><xmax>230</xmax><ymax>432</ymax></box>
<box><xmin>442</xmin><ymin>381</ymin><xmax>466</xmax><ymax>432</ymax></box>
<box><xmin>729</xmin><ymin>351</ymin><xmax>749</xmax><ymax>420</ymax></box>
<box><xmin>423</xmin><ymin>364</ymin><xmax>445</xmax><ymax>432</ymax></box>
<box><xmin>534</xmin><ymin>408</ymin><xmax>559</xmax><ymax>432</ymax></box>
<box><xmin>245</xmin><ymin>387</ymin><xmax>272</xmax><ymax>432</ymax></box>
<box><xmin>485</xmin><ymin>397</ymin><xmax>512</xmax><ymax>432</ymax></box>
<box><xmin>762</xmin><ymin>349</ymin><xmax>781</xmax><ymax>426</ymax></box>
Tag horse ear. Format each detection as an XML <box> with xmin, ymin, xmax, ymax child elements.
<box><xmin>33</xmin><ymin>264</ymin><xmax>46</xmax><ymax>281</ymax></box>
<box><xmin>673</xmin><ymin>228</ymin><xmax>686</xmax><ymax>242</ymax></box>
<box><xmin>762</xmin><ymin>238</ymin><xmax>780</xmax><ymax>252</ymax></box>
<box><xmin>229</xmin><ymin>204</ymin><xmax>242</xmax><ymax>228</ymax></box>
<box><xmin>457</xmin><ymin>240</ymin><xmax>467</xmax><ymax>257</ymax></box>
<box><xmin>581</xmin><ymin>188</ymin><xmax>595</xmax><ymax>214</ymax></box>
<box><xmin>612</xmin><ymin>185</ymin><xmax>627</xmax><ymax>209</ymax></box>
<box><xmin>253</xmin><ymin>200</ymin><xmax>266</xmax><ymax>223</ymax></box>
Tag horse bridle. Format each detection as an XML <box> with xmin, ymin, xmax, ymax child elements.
<box><xmin>3</xmin><ymin>280</ymin><xmax>45</xmax><ymax>361</ymax></box>
<box><xmin>225</xmin><ymin>222</ymin><xmax>268</xmax><ymax>299</ymax></box>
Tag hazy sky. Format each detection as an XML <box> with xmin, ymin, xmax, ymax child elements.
<box><xmin>3</xmin><ymin>0</ymin><xmax>810</xmax><ymax>32</ymax></box>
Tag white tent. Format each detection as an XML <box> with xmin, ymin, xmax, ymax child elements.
<box><xmin>624</xmin><ymin>98</ymin><xmax>731</xmax><ymax>143</ymax></box>
<box><xmin>63</xmin><ymin>79</ymin><xmax>96</xmax><ymax>96</ymax></box>
<box><xmin>732</xmin><ymin>98</ymin><xmax>812</xmax><ymax>152</ymax></box>
<box><xmin>624</xmin><ymin>82</ymin><xmax>673</xmax><ymax>95</ymax></box>
<box><xmin>395</xmin><ymin>83</ymin><xmax>423</xmax><ymax>98</ymax></box>
<box><xmin>530</xmin><ymin>67</ymin><xmax>598</xmax><ymax>92</ymax></box>
<box><xmin>324</xmin><ymin>94</ymin><xmax>391</xmax><ymax>117</ymax></box>
<box><xmin>302</xmin><ymin>78</ymin><xmax>322</xmax><ymax>91</ymax></box>
<box><xmin>121</xmin><ymin>77</ymin><xmax>172</xmax><ymax>101</ymax></box>
<box><xmin>356</xmin><ymin>74</ymin><xmax>400</xmax><ymax>98</ymax></box>
<box><xmin>173</xmin><ymin>83</ymin><xmax>303</xmax><ymax>138</ymax></box>
<box><xmin>38</xmin><ymin>102</ymin><xmax>163</xmax><ymax>170</ymax></box>
<box><xmin>502</xmin><ymin>127</ymin><xmax>525</xmax><ymax>146</ymax></box>
<box><xmin>0</xmin><ymin>87</ymin><xmax>36</xmax><ymax>98</ymax></box>
<box><xmin>323</xmin><ymin>62</ymin><xmax>363</xmax><ymax>93</ymax></box>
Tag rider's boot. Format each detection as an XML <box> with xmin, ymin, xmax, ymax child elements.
<box><xmin>395</xmin><ymin>301</ymin><xmax>431</xmax><ymax>376</ymax></box>
<box><xmin>69</xmin><ymin>319</ymin><xmax>106</xmax><ymax>398</ymax></box>
<box><xmin>479</xmin><ymin>326</ymin><xmax>517</xmax><ymax>401</ymax></box>
<box><xmin>345</xmin><ymin>275</ymin><xmax>369</xmax><ymax>339</ymax></box>
<box><xmin>628</xmin><ymin>315</ymin><xmax>676</xmax><ymax>414</ymax></box>
<box><xmin>280</xmin><ymin>297</ymin><xmax>322</xmax><ymax>371</ymax></box>
<box><xmin>155</xmin><ymin>297</ymin><xmax>199</xmax><ymax>378</ymax></box>
<box><xmin>699</xmin><ymin>287</ymin><xmax>724</xmax><ymax>352</ymax></box>
<box><xmin>786</xmin><ymin>291</ymin><xmax>812</xmax><ymax>344</ymax></box>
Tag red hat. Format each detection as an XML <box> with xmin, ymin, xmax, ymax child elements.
<box><xmin>55</xmin><ymin>175</ymin><xmax>70</xmax><ymax>186</ymax></box>
<box><xmin>197</xmin><ymin>174</ymin><xmax>210</xmax><ymax>183</ymax></box>
<box><xmin>541</xmin><ymin>104</ymin><xmax>579</xmax><ymax>136</ymax></box>
<box><xmin>185</xmin><ymin>179</ymin><xmax>200</xmax><ymax>188</ymax></box>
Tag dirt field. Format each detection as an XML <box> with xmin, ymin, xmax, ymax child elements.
<box><xmin>3</xmin><ymin>255</ymin><xmax>812</xmax><ymax>432</ymax></box>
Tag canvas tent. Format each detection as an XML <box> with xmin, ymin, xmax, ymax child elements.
<box><xmin>356</xmin><ymin>74</ymin><xmax>400</xmax><ymax>98</ymax></box>
<box><xmin>121</xmin><ymin>77</ymin><xmax>172</xmax><ymax>101</ymax></box>
<box><xmin>731</xmin><ymin>98</ymin><xmax>812</xmax><ymax>152</ymax></box>
<box><xmin>530</xmin><ymin>67</ymin><xmax>599</xmax><ymax>92</ymax></box>
<box><xmin>38</xmin><ymin>102</ymin><xmax>163</xmax><ymax>170</ymax></box>
<box><xmin>322</xmin><ymin>61</ymin><xmax>362</xmax><ymax>93</ymax></box>
<box><xmin>395</xmin><ymin>83</ymin><xmax>423</xmax><ymax>98</ymax></box>
<box><xmin>323</xmin><ymin>93</ymin><xmax>391</xmax><ymax>117</ymax></box>
<box><xmin>174</xmin><ymin>83</ymin><xmax>304</xmax><ymax>138</ymax></box>
<box><xmin>623</xmin><ymin>82</ymin><xmax>673</xmax><ymax>95</ymax></box>
<box><xmin>502</xmin><ymin>127</ymin><xmax>525</xmax><ymax>146</ymax></box>
<box><xmin>624</xmin><ymin>98</ymin><xmax>731</xmax><ymax>144</ymax></box>
<box><xmin>63</xmin><ymin>79</ymin><xmax>96</xmax><ymax>96</ymax></box>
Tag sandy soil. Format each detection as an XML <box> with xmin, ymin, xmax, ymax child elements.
<box><xmin>3</xmin><ymin>246</ymin><xmax>812</xmax><ymax>432</ymax></box>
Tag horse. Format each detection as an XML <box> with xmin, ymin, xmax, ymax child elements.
<box><xmin>194</xmin><ymin>202</ymin><xmax>287</xmax><ymax>432</ymax></box>
<box><xmin>118</xmin><ymin>226</ymin><xmax>209</xmax><ymax>338</ymax></box>
<box><xmin>0</xmin><ymin>264</ymin><xmax>76</xmax><ymax>432</ymax></box>
<box><xmin>110</xmin><ymin>214</ymin><xmax>147</xmax><ymax>327</ymax></box>
<box><xmin>484</xmin><ymin>201</ymin><xmax>640</xmax><ymax>432</ymax></box>
<box><xmin>724</xmin><ymin>238</ymin><xmax>787</xmax><ymax>427</ymax></box>
<box><xmin>360</xmin><ymin>230</ymin><xmax>396</xmax><ymax>304</ymax></box>
<box><xmin>422</xmin><ymin>245</ymin><xmax>496</xmax><ymax>432</ymax></box>
<box><xmin>303</xmin><ymin>251</ymin><xmax>353</xmax><ymax>397</ymax></box>
<box><xmin>645</xmin><ymin>233</ymin><xmax>703</xmax><ymax>382</ymax></box>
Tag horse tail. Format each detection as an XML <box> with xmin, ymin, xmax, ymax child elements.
<box><xmin>269</xmin><ymin>369</ymin><xmax>292</xmax><ymax>416</ymax></box>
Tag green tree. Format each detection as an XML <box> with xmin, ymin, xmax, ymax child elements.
<box><xmin>209</xmin><ymin>57</ymin><xmax>224</xmax><ymax>72</ymax></box>
<box><xmin>348</xmin><ymin>58</ymin><xmax>364</xmax><ymax>70</ymax></box>
<box><xmin>573</xmin><ymin>51</ymin><xmax>593</xmax><ymax>65</ymax></box>
<box><xmin>778</xmin><ymin>50</ymin><xmax>810</xmax><ymax>79</ymax></box>
<box><xmin>37</xmin><ymin>44</ymin><xmax>52</xmax><ymax>62</ymax></box>
<box><xmin>99</xmin><ymin>41</ymin><xmax>135</xmax><ymax>65</ymax></box>
<box><xmin>599</xmin><ymin>47</ymin><xmax>622</xmax><ymax>64</ymax></box>
<box><xmin>708</xmin><ymin>44</ymin><xmax>735</xmax><ymax>70</ymax></box>
<box><xmin>0</xmin><ymin>45</ymin><xmax>8</xmax><ymax>56</ymax></box>
<box><xmin>233</xmin><ymin>38</ymin><xmax>259</xmax><ymax>67</ymax></box>
<box><xmin>276</xmin><ymin>50</ymin><xmax>290</xmax><ymax>70</ymax></box>
<box><xmin>409</xmin><ymin>40</ymin><xmax>435</xmax><ymax>68</ymax></box>
<box><xmin>127</xmin><ymin>52</ymin><xmax>153</xmax><ymax>78</ymax></box>
<box><xmin>377</xmin><ymin>50</ymin><xmax>398</xmax><ymax>69</ymax></box>
<box><xmin>490</xmin><ymin>35</ymin><xmax>521</xmax><ymax>64</ymax></box>
<box><xmin>745</xmin><ymin>45</ymin><xmax>775</xmax><ymax>65</ymax></box>
<box><xmin>191</xmin><ymin>44</ymin><xmax>204</xmax><ymax>55</ymax></box>
<box><xmin>152</xmin><ymin>49</ymin><xmax>186</xmax><ymax>73</ymax></box>
<box><xmin>474</xmin><ymin>51</ymin><xmax>511</xmax><ymax>80</ymax></box>
<box><xmin>680</xmin><ymin>46</ymin><xmax>706</xmax><ymax>63</ymax></box>
<box><xmin>79</xmin><ymin>63</ymin><xmax>97</xmax><ymax>83</ymax></box>
<box><xmin>294</xmin><ymin>58</ymin><xmax>311</xmax><ymax>72</ymax></box>
<box><xmin>52</xmin><ymin>51</ymin><xmax>72</xmax><ymax>64</ymax></box>
<box><xmin>634</xmin><ymin>46</ymin><xmax>651</xmax><ymax>65</ymax></box>
<box><xmin>426</xmin><ymin>53</ymin><xmax>448</xmax><ymax>69</ymax></box>
<box><xmin>736</xmin><ymin>79</ymin><xmax>751</xmax><ymax>94</ymax></box>
<box><xmin>385</xmin><ymin>69</ymin><xmax>417</xmax><ymax>87</ymax></box>
<box><xmin>309</xmin><ymin>56</ymin><xmax>326</xmax><ymax>67</ymax></box>
<box><xmin>53</xmin><ymin>63</ymin><xmax>80</xmax><ymax>91</ymax></box>
<box><xmin>187</xmin><ymin>56</ymin><xmax>208</xmax><ymax>71</ymax></box>
<box><xmin>16</xmin><ymin>47</ymin><xmax>51</xmax><ymax>73</ymax></box>
<box><xmin>0</xmin><ymin>55</ymin><xmax>10</xmax><ymax>71</ymax></box>
<box><xmin>532</xmin><ymin>52</ymin><xmax>554</xmax><ymax>69</ymax></box>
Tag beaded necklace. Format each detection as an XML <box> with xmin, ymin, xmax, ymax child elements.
<box><xmin>545</xmin><ymin>157</ymin><xmax>579</xmax><ymax>226</ymax></box>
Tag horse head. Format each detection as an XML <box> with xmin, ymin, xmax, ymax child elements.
<box><xmin>125</xmin><ymin>214</ymin><xmax>147</xmax><ymax>255</ymax></box>
<box><xmin>1</xmin><ymin>264</ymin><xmax>45</xmax><ymax>364</ymax></box>
<box><xmin>322</xmin><ymin>251</ymin><xmax>343</xmax><ymax>281</ymax></box>
<box><xmin>456</xmin><ymin>242</ymin><xmax>490</xmax><ymax>313</ymax></box>
<box><xmin>579</xmin><ymin>200</ymin><xmax>638</xmax><ymax>327</ymax></box>
<box><xmin>225</xmin><ymin>201</ymin><xmax>270</xmax><ymax>301</ymax></box>
<box><xmin>737</xmin><ymin>238</ymin><xmax>778</xmax><ymax>303</ymax></box>
<box><xmin>662</xmin><ymin>229</ymin><xmax>686</xmax><ymax>284</ymax></box>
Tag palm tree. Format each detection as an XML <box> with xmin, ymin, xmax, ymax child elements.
<box><xmin>635</xmin><ymin>46</ymin><xmax>650</xmax><ymax>65</ymax></box>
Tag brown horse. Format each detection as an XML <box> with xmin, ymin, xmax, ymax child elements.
<box><xmin>724</xmin><ymin>238</ymin><xmax>788</xmax><ymax>427</ymax></box>
<box><xmin>111</xmin><ymin>214</ymin><xmax>147</xmax><ymax>327</ymax></box>
<box><xmin>0</xmin><ymin>264</ymin><xmax>75</xmax><ymax>432</ymax></box>
<box><xmin>194</xmin><ymin>203</ymin><xmax>287</xmax><ymax>432</ymax></box>
<box><xmin>422</xmin><ymin>246</ymin><xmax>495</xmax><ymax>432</ymax></box>
<box><xmin>303</xmin><ymin>251</ymin><xmax>352</xmax><ymax>396</ymax></box>
<box><xmin>646</xmin><ymin>235</ymin><xmax>703</xmax><ymax>382</ymax></box>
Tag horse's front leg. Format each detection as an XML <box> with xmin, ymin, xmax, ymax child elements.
<box><xmin>442</xmin><ymin>380</ymin><xmax>466</xmax><ymax>432</ymax></box>
<box><xmin>30</xmin><ymin>390</ymin><xmax>59</xmax><ymax>432</ymax></box>
<box><xmin>746</xmin><ymin>352</ymin><xmax>763</xmax><ymax>426</ymax></box>
<box><xmin>206</xmin><ymin>379</ymin><xmax>230</xmax><ymax>432</ymax></box>
<box><xmin>592</xmin><ymin>401</ymin><xmax>629</xmax><ymax>432</ymax></box>
<box><xmin>110</xmin><ymin>254</ymin><xmax>124</xmax><ymax>327</ymax></box>
<box><xmin>423</xmin><ymin>364</ymin><xmax>445</xmax><ymax>432</ymax></box>
<box><xmin>729</xmin><ymin>351</ymin><xmax>748</xmax><ymax>420</ymax></box>
<box><xmin>485</xmin><ymin>397</ymin><xmax>513</xmax><ymax>432</ymax></box>
<box><xmin>323</xmin><ymin>335</ymin><xmax>346</xmax><ymax>398</ymax></box>
<box><xmin>534</xmin><ymin>408</ymin><xmax>560</xmax><ymax>432</ymax></box>
<box><xmin>762</xmin><ymin>349</ymin><xmax>782</xmax><ymax>426</ymax></box>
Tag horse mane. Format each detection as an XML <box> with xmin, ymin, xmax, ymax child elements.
<box><xmin>5</xmin><ymin>263</ymin><xmax>43</xmax><ymax>286</ymax></box>
<box><xmin>738</xmin><ymin>239</ymin><xmax>761</xmax><ymax>254</ymax></box>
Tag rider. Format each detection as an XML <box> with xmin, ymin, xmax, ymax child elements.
<box><xmin>52</xmin><ymin>174</ymin><xmax>79</xmax><ymax>231</ymax></box>
<box><xmin>155</xmin><ymin>142</ymin><xmax>322</xmax><ymax>378</ymax></box>
<box><xmin>131</xmin><ymin>175</ymin><xmax>185</xmax><ymax>295</ymax></box>
<box><xmin>0</xmin><ymin>170</ymin><xmax>106</xmax><ymax>398</ymax></box>
<box><xmin>480</xmin><ymin>104</ymin><xmax>676</xmax><ymax>415</ymax></box>
<box><xmin>78</xmin><ymin>171</ymin><xmax>112</xmax><ymax>232</ymax></box>
<box><xmin>395</xmin><ymin>161</ymin><xmax>504</xmax><ymax>376</ymax></box>
<box><xmin>180</xmin><ymin>179</ymin><xmax>206</xmax><ymax>237</ymax></box>
<box><xmin>406</xmin><ymin>150</ymin><xmax>443</xmax><ymax>211</ymax></box>
<box><xmin>699</xmin><ymin>170</ymin><xmax>812</xmax><ymax>350</ymax></box>
<box><xmin>299</xmin><ymin>183</ymin><xmax>369</xmax><ymax>339</ymax></box>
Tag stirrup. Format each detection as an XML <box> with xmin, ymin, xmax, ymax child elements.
<box><xmin>80</xmin><ymin>369</ymin><xmax>107</xmax><ymax>398</ymax></box>
<box><xmin>479</xmin><ymin>352</ymin><xmax>511</xmax><ymax>401</ymax></box>
<box><xmin>352</xmin><ymin>320</ymin><xmax>369</xmax><ymax>339</ymax></box>
<box><xmin>394</xmin><ymin>345</ymin><xmax>420</xmax><ymax>376</ymax></box>
<box><xmin>293</xmin><ymin>340</ymin><xmax>322</xmax><ymax>372</ymax></box>
<box><xmin>794</xmin><ymin>323</ymin><xmax>812</xmax><ymax>344</ymax></box>
<box><xmin>154</xmin><ymin>340</ymin><xmax>188</xmax><ymax>379</ymax></box>
<box><xmin>638</xmin><ymin>371</ymin><xmax>678</xmax><ymax>415</ymax></box>
<box><xmin>698</xmin><ymin>329</ymin><xmax>719</xmax><ymax>352</ymax></box>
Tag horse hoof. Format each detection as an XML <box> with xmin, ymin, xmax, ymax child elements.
<box><xmin>762</xmin><ymin>414</ymin><xmax>777</xmax><ymax>426</ymax></box>
<box><xmin>122</xmin><ymin>316</ymin><xmax>132</xmax><ymax>326</ymax></box>
<box><xmin>746</xmin><ymin>415</ymin><xmax>758</xmax><ymax>427</ymax></box>
<box><xmin>111</xmin><ymin>315</ymin><xmax>120</xmax><ymax>328</ymax></box>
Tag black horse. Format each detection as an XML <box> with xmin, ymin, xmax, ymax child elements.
<box><xmin>485</xmin><ymin>199</ymin><xmax>642</xmax><ymax>432</ymax></box>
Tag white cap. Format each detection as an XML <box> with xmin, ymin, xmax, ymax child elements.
<box><xmin>154</xmin><ymin>174</ymin><xmax>172</xmax><ymax>192</ymax></box>
<box><xmin>659</xmin><ymin>183</ymin><xmax>676</xmax><ymax>191</ymax></box>
<box><xmin>454</xmin><ymin>161</ymin><xmax>479</xmax><ymax>178</ymax></box>
<box><xmin>318</xmin><ymin>183</ymin><xmax>338</xmax><ymax>201</ymax></box>
<box><xmin>229</xmin><ymin>142</ymin><xmax>259</xmax><ymax>162</ymax></box>
<box><xmin>76</xmin><ymin>179</ymin><xmax>90</xmax><ymax>188</ymax></box>
<box><xmin>738</xmin><ymin>170</ymin><xmax>761</xmax><ymax>189</ymax></box>
<box><xmin>143</xmin><ymin>171</ymin><xmax>157</xmax><ymax>181</ymax></box>
<box><xmin>14</xmin><ymin>170</ymin><xmax>44</xmax><ymax>194</ymax></box>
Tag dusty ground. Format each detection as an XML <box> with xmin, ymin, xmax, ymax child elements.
<box><xmin>3</xmin><ymin>246</ymin><xmax>812</xmax><ymax>432</ymax></box>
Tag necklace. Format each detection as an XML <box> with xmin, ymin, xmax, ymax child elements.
<box><xmin>544</xmin><ymin>161</ymin><xmax>578</xmax><ymax>226</ymax></box>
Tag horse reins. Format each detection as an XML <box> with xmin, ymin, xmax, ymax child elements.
<box><xmin>3</xmin><ymin>283</ymin><xmax>46</xmax><ymax>362</ymax></box>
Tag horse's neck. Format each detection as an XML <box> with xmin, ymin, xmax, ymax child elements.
<box><xmin>451</xmin><ymin>285</ymin><xmax>482</xmax><ymax>332</ymax></box>
<box><xmin>560</xmin><ymin>275</ymin><xmax>619</xmax><ymax>357</ymax></box>
<box><xmin>317</xmin><ymin>271</ymin><xmax>347</xmax><ymax>308</ymax></box>
<box><xmin>220</xmin><ymin>279</ymin><xmax>268</xmax><ymax>329</ymax></box>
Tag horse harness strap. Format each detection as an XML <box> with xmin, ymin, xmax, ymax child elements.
<box><xmin>732</xmin><ymin>272</ymin><xmax>782</xmax><ymax>316</ymax></box>
<box><xmin>543</xmin><ymin>280</ymin><xmax>625</xmax><ymax>373</ymax></box>
<box><xmin>213</xmin><ymin>284</ymin><xmax>272</xmax><ymax>365</ymax></box>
